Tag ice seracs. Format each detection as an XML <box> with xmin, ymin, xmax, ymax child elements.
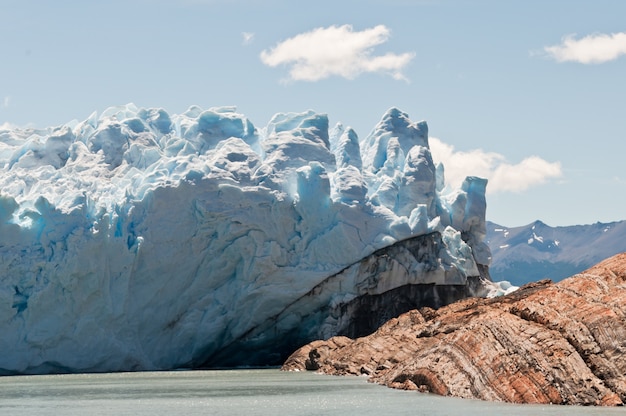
<box><xmin>0</xmin><ymin>104</ymin><xmax>492</xmax><ymax>373</ymax></box>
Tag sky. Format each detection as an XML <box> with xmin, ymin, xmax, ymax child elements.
<box><xmin>1</xmin><ymin>0</ymin><xmax>625</xmax><ymax>227</ymax></box>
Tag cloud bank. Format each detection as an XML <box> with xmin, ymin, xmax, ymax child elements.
<box><xmin>544</xmin><ymin>32</ymin><xmax>626</xmax><ymax>64</ymax></box>
<box><xmin>429</xmin><ymin>138</ymin><xmax>563</xmax><ymax>194</ymax></box>
<box><xmin>260</xmin><ymin>24</ymin><xmax>414</xmax><ymax>82</ymax></box>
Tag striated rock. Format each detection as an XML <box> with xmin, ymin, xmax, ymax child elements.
<box><xmin>282</xmin><ymin>253</ymin><xmax>626</xmax><ymax>406</ymax></box>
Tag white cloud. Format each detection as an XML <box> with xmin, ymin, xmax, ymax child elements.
<box><xmin>260</xmin><ymin>24</ymin><xmax>414</xmax><ymax>82</ymax></box>
<box><xmin>2</xmin><ymin>96</ymin><xmax>9</xmax><ymax>108</ymax></box>
<box><xmin>544</xmin><ymin>32</ymin><xmax>626</xmax><ymax>64</ymax></box>
<box><xmin>429</xmin><ymin>137</ymin><xmax>563</xmax><ymax>194</ymax></box>
<box><xmin>241</xmin><ymin>32</ymin><xmax>255</xmax><ymax>46</ymax></box>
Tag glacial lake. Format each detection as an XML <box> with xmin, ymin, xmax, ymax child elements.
<box><xmin>0</xmin><ymin>369</ymin><xmax>622</xmax><ymax>415</ymax></box>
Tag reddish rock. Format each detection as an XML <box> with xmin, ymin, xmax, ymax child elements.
<box><xmin>282</xmin><ymin>253</ymin><xmax>626</xmax><ymax>406</ymax></box>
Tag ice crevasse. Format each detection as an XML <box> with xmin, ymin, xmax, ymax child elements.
<box><xmin>0</xmin><ymin>104</ymin><xmax>494</xmax><ymax>373</ymax></box>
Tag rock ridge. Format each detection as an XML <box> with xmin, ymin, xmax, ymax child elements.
<box><xmin>282</xmin><ymin>253</ymin><xmax>626</xmax><ymax>406</ymax></box>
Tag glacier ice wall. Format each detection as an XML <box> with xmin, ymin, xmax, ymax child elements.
<box><xmin>0</xmin><ymin>104</ymin><xmax>490</xmax><ymax>373</ymax></box>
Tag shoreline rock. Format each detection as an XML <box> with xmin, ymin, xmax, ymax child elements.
<box><xmin>282</xmin><ymin>253</ymin><xmax>626</xmax><ymax>406</ymax></box>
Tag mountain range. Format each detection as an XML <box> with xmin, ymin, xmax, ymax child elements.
<box><xmin>486</xmin><ymin>219</ymin><xmax>626</xmax><ymax>286</ymax></box>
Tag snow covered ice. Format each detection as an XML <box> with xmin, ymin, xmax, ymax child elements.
<box><xmin>0</xmin><ymin>104</ymin><xmax>492</xmax><ymax>373</ymax></box>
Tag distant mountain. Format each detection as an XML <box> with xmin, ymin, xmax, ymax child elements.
<box><xmin>486</xmin><ymin>220</ymin><xmax>626</xmax><ymax>286</ymax></box>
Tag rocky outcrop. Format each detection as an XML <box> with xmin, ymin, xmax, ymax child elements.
<box><xmin>282</xmin><ymin>253</ymin><xmax>626</xmax><ymax>406</ymax></box>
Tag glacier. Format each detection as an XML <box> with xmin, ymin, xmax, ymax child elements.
<box><xmin>0</xmin><ymin>104</ymin><xmax>493</xmax><ymax>373</ymax></box>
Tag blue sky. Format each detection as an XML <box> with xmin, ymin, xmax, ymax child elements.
<box><xmin>1</xmin><ymin>0</ymin><xmax>625</xmax><ymax>227</ymax></box>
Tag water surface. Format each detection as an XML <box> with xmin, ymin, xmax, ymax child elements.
<box><xmin>0</xmin><ymin>369</ymin><xmax>622</xmax><ymax>415</ymax></box>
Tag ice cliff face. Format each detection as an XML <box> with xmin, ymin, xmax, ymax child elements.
<box><xmin>0</xmin><ymin>104</ymin><xmax>491</xmax><ymax>373</ymax></box>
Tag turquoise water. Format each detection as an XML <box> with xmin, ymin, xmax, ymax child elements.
<box><xmin>0</xmin><ymin>369</ymin><xmax>622</xmax><ymax>415</ymax></box>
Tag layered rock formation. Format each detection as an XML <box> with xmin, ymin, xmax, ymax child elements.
<box><xmin>283</xmin><ymin>253</ymin><xmax>626</xmax><ymax>406</ymax></box>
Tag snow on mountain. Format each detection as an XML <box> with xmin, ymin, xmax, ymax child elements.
<box><xmin>487</xmin><ymin>220</ymin><xmax>626</xmax><ymax>285</ymax></box>
<box><xmin>0</xmin><ymin>104</ymin><xmax>490</xmax><ymax>373</ymax></box>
